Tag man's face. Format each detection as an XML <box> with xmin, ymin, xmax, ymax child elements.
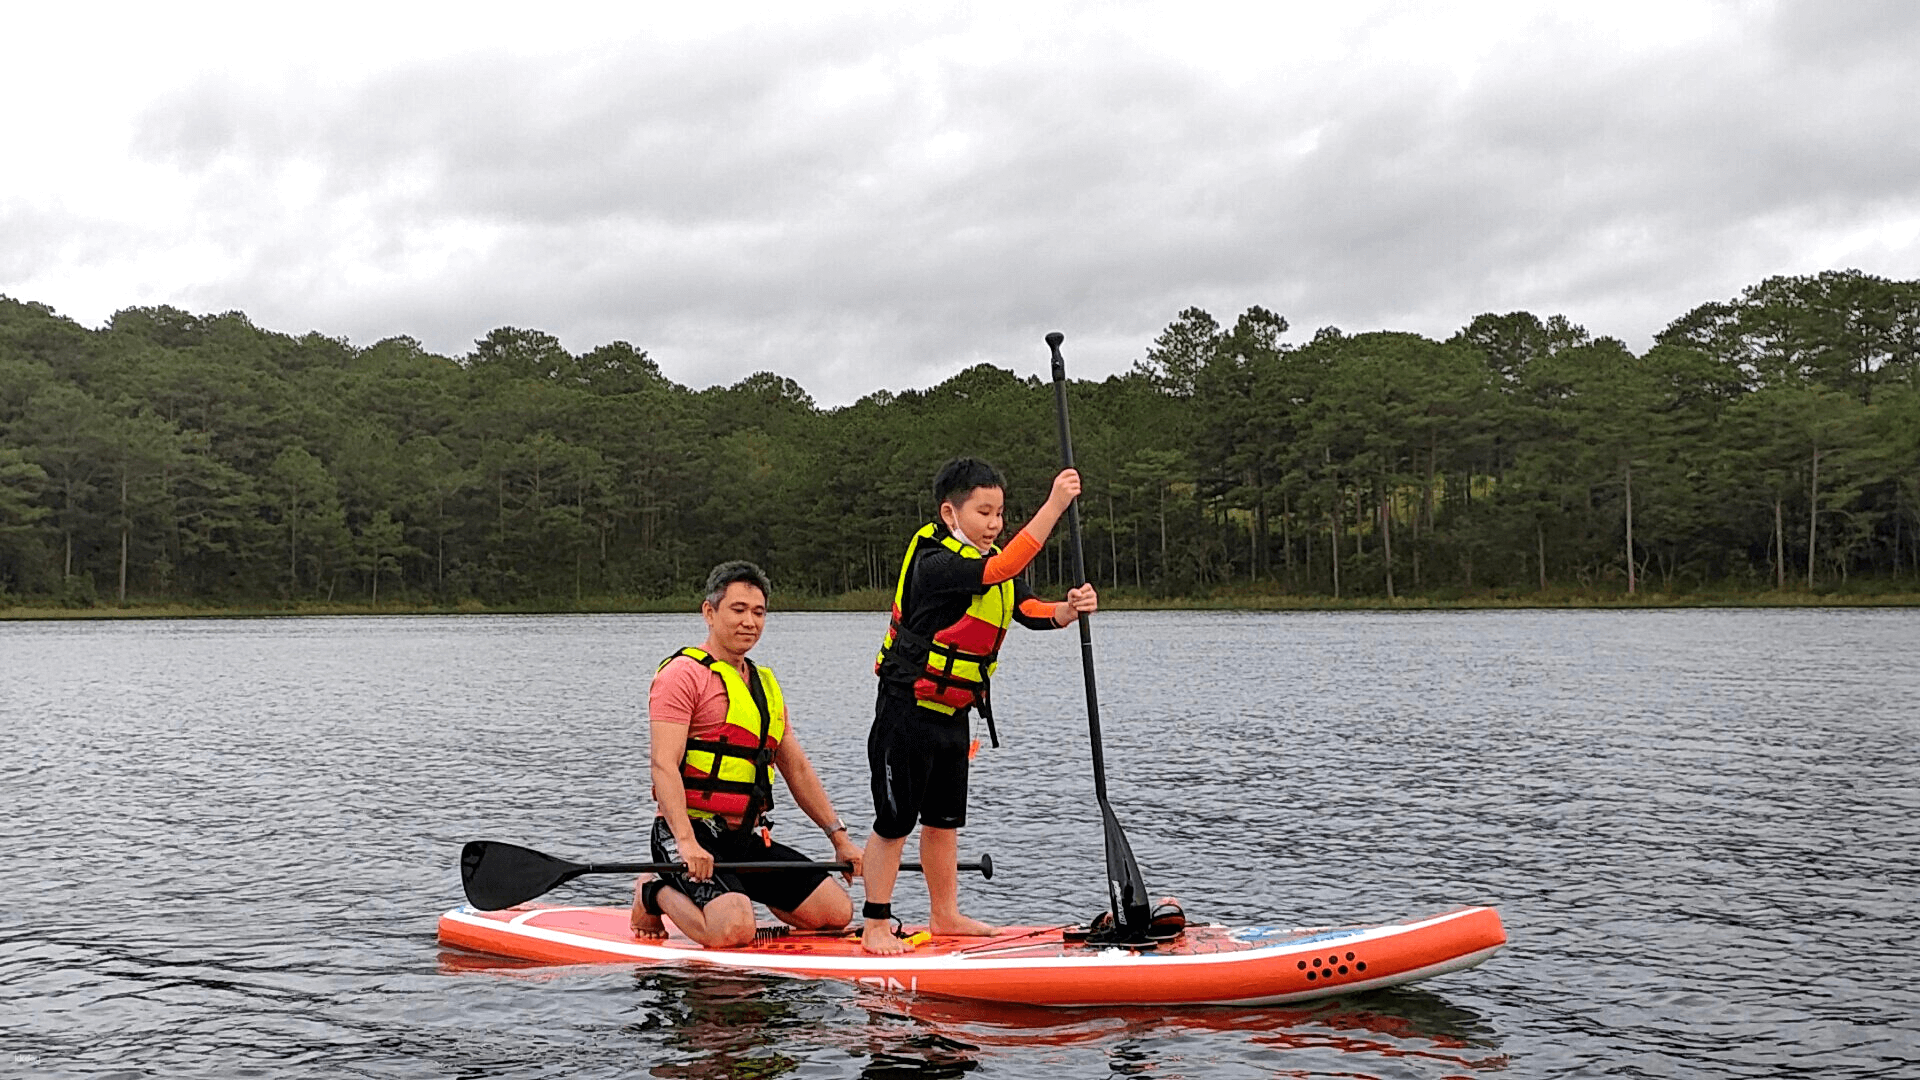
<box><xmin>941</xmin><ymin>486</ymin><xmax>1005</xmax><ymax>551</ymax></box>
<box><xmin>703</xmin><ymin>582</ymin><xmax>767</xmax><ymax>654</ymax></box>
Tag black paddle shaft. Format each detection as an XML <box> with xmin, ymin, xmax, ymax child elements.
<box><xmin>1047</xmin><ymin>332</ymin><xmax>1153</xmax><ymax>941</ymax></box>
<box><xmin>460</xmin><ymin>839</ymin><xmax>991</xmax><ymax>911</ymax></box>
<box><xmin>1047</xmin><ymin>332</ymin><xmax>1112</xmax><ymax>801</ymax></box>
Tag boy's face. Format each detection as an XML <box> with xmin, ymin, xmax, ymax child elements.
<box><xmin>941</xmin><ymin>485</ymin><xmax>1005</xmax><ymax>551</ymax></box>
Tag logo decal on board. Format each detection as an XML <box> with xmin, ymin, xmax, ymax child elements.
<box><xmin>856</xmin><ymin>975</ymin><xmax>918</xmax><ymax>993</ymax></box>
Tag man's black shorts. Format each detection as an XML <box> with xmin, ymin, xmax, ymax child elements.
<box><xmin>868</xmin><ymin>689</ymin><xmax>971</xmax><ymax>839</ymax></box>
<box><xmin>650</xmin><ymin>816</ymin><xmax>828</xmax><ymax>915</ymax></box>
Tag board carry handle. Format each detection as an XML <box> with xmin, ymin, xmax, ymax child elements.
<box><xmin>461</xmin><ymin>839</ymin><xmax>993</xmax><ymax>911</ymax></box>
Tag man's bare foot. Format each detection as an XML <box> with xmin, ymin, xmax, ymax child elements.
<box><xmin>861</xmin><ymin>919</ymin><xmax>910</xmax><ymax>955</ymax></box>
<box><xmin>928</xmin><ymin>913</ymin><xmax>999</xmax><ymax>936</ymax></box>
<box><xmin>630</xmin><ymin>875</ymin><xmax>667</xmax><ymax>939</ymax></box>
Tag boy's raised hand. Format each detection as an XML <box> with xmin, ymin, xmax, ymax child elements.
<box><xmin>1046</xmin><ymin>468</ymin><xmax>1083</xmax><ymax>512</ymax></box>
<box><xmin>1026</xmin><ymin>468</ymin><xmax>1083</xmax><ymax>544</ymax></box>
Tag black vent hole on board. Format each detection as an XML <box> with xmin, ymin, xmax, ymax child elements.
<box><xmin>1299</xmin><ymin>950</ymin><xmax>1367</xmax><ymax>982</ymax></box>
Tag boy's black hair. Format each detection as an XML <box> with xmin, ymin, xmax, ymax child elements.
<box><xmin>703</xmin><ymin>560</ymin><xmax>771</xmax><ymax>607</ymax></box>
<box><xmin>933</xmin><ymin>457</ymin><xmax>1006</xmax><ymax>508</ymax></box>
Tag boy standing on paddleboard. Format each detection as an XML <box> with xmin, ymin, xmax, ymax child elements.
<box><xmin>631</xmin><ymin>561</ymin><xmax>867</xmax><ymax>947</ymax></box>
<box><xmin>861</xmin><ymin>458</ymin><xmax>1098</xmax><ymax>954</ymax></box>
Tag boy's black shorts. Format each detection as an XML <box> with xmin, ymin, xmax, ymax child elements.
<box><xmin>650</xmin><ymin>815</ymin><xmax>828</xmax><ymax>915</ymax></box>
<box><xmin>868</xmin><ymin>689</ymin><xmax>971</xmax><ymax>839</ymax></box>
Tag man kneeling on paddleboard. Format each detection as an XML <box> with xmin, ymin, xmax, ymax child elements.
<box><xmin>631</xmin><ymin>561</ymin><xmax>866</xmax><ymax>947</ymax></box>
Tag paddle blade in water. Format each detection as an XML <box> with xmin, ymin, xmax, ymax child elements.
<box><xmin>1101</xmin><ymin>804</ymin><xmax>1153</xmax><ymax>937</ymax></box>
<box><xmin>462</xmin><ymin>840</ymin><xmax>585</xmax><ymax>910</ymax></box>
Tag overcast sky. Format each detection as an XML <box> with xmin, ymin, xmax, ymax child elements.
<box><xmin>5</xmin><ymin>1</ymin><xmax>1917</xmax><ymax>404</ymax></box>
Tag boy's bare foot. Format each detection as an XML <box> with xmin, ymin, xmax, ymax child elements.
<box><xmin>630</xmin><ymin>875</ymin><xmax>667</xmax><ymax>939</ymax></box>
<box><xmin>861</xmin><ymin>920</ymin><xmax>910</xmax><ymax>955</ymax></box>
<box><xmin>928</xmin><ymin>913</ymin><xmax>999</xmax><ymax>936</ymax></box>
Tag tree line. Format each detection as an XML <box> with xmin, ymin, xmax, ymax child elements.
<box><xmin>1</xmin><ymin>268</ymin><xmax>1917</xmax><ymax>608</ymax></box>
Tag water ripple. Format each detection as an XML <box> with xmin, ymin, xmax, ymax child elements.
<box><xmin>2</xmin><ymin>609</ymin><xmax>1916</xmax><ymax>1077</ymax></box>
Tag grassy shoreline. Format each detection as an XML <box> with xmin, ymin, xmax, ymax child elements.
<box><xmin>5</xmin><ymin>586</ymin><xmax>1919</xmax><ymax>620</ymax></box>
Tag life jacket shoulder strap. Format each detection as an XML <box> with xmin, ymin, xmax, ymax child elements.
<box><xmin>660</xmin><ymin>647</ymin><xmax>777</xmax><ymax>719</ymax></box>
<box><xmin>659</xmin><ymin>645</ymin><xmax>718</xmax><ymax>673</ymax></box>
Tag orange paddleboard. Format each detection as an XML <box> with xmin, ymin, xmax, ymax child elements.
<box><xmin>437</xmin><ymin>904</ymin><xmax>1505</xmax><ymax>1006</ymax></box>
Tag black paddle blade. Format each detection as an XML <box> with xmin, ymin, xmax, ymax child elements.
<box><xmin>461</xmin><ymin>840</ymin><xmax>587</xmax><ymax>911</ymax></box>
<box><xmin>1101</xmin><ymin>804</ymin><xmax>1153</xmax><ymax>939</ymax></box>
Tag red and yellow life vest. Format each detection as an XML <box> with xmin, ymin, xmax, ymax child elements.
<box><xmin>874</xmin><ymin>522</ymin><xmax>1014</xmax><ymax>721</ymax></box>
<box><xmin>661</xmin><ymin>647</ymin><xmax>785</xmax><ymax>827</ymax></box>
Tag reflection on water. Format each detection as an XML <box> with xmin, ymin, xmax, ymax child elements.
<box><xmin>436</xmin><ymin>948</ymin><xmax>1507</xmax><ymax>1077</ymax></box>
<box><xmin>866</xmin><ymin>986</ymin><xmax>1506</xmax><ymax>1077</ymax></box>
<box><xmin>4</xmin><ymin>609</ymin><xmax>1919</xmax><ymax>1077</ymax></box>
<box><xmin>630</xmin><ymin>971</ymin><xmax>809</xmax><ymax>1080</ymax></box>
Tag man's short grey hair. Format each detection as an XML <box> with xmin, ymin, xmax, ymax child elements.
<box><xmin>704</xmin><ymin>561</ymin><xmax>772</xmax><ymax>608</ymax></box>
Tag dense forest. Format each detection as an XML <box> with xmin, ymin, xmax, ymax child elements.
<box><xmin>2</xmin><ymin>269</ymin><xmax>1917</xmax><ymax>609</ymax></box>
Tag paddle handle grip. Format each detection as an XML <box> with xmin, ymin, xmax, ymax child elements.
<box><xmin>585</xmin><ymin>856</ymin><xmax>994</xmax><ymax>880</ymax></box>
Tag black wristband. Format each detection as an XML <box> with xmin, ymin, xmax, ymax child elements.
<box><xmin>862</xmin><ymin>901</ymin><xmax>892</xmax><ymax>921</ymax></box>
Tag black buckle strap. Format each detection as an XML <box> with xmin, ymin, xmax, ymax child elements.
<box><xmin>680</xmin><ymin>738</ymin><xmax>765</xmax><ymax>797</ymax></box>
<box><xmin>877</xmin><ymin>618</ymin><xmax>933</xmax><ymax>688</ymax></box>
<box><xmin>978</xmin><ymin>675</ymin><xmax>999</xmax><ymax>748</ymax></box>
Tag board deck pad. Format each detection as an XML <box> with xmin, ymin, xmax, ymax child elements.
<box><xmin>438</xmin><ymin>903</ymin><xmax>1505</xmax><ymax>1006</ymax></box>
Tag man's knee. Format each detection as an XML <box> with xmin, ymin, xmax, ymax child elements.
<box><xmin>698</xmin><ymin>894</ymin><xmax>758</xmax><ymax>948</ymax></box>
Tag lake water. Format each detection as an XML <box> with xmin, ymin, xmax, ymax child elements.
<box><xmin>2</xmin><ymin>608</ymin><xmax>1916</xmax><ymax>1078</ymax></box>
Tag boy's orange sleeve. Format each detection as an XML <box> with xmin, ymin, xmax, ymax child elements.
<box><xmin>1017</xmin><ymin>597</ymin><xmax>1059</xmax><ymax>621</ymax></box>
<box><xmin>982</xmin><ymin>529</ymin><xmax>1043</xmax><ymax>585</ymax></box>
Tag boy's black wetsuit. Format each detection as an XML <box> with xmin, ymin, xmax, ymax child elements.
<box><xmin>869</xmin><ymin>522</ymin><xmax>1063</xmax><ymax>838</ymax></box>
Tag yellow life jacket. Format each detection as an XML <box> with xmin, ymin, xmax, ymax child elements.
<box><xmin>874</xmin><ymin>523</ymin><xmax>1014</xmax><ymax>739</ymax></box>
<box><xmin>661</xmin><ymin>647</ymin><xmax>785</xmax><ymax>827</ymax></box>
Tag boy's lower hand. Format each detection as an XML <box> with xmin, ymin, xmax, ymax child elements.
<box><xmin>1046</xmin><ymin>468</ymin><xmax>1082</xmax><ymax>512</ymax></box>
<box><xmin>1055</xmin><ymin>584</ymin><xmax>1098</xmax><ymax>625</ymax></box>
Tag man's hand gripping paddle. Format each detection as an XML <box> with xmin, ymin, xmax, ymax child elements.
<box><xmin>1048</xmin><ymin>331</ymin><xmax>1155</xmax><ymax>945</ymax></box>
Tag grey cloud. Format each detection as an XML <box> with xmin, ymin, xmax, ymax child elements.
<box><xmin>1771</xmin><ymin>0</ymin><xmax>1920</xmax><ymax>67</ymax></box>
<box><xmin>48</xmin><ymin>4</ymin><xmax>1920</xmax><ymax>405</ymax></box>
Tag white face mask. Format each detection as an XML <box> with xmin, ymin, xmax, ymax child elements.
<box><xmin>949</xmin><ymin>522</ymin><xmax>978</xmax><ymax>552</ymax></box>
